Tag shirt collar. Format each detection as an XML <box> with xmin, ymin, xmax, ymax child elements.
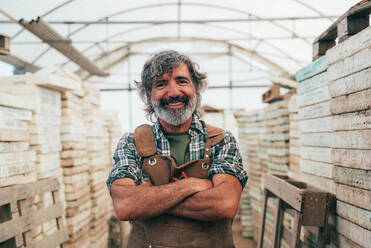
<box><xmin>153</xmin><ymin>113</ymin><xmax>206</xmax><ymax>140</ymax></box>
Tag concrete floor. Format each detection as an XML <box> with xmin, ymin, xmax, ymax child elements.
<box><xmin>232</xmin><ymin>218</ymin><xmax>257</xmax><ymax>248</ymax></box>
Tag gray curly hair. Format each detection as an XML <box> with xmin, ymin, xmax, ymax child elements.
<box><xmin>135</xmin><ymin>50</ymin><xmax>207</xmax><ymax>122</ymax></box>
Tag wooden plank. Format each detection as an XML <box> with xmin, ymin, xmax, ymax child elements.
<box><xmin>297</xmin><ymin>86</ymin><xmax>330</xmax><ymax>108</ymax></box>
<box><xmin>0</xmin><ymin>119</ymin><xmax>27</xmax><ymax>131</ymax></box>
<box><xmin>28</xmin><ymin>124</ymin><xmax>60</xmax><ymax>134</ymax></box>
<box><xmin>332</xmin><ymin>130</ymin><xmax>371</xmax><ymax>149</ymax></box>
<box><xmin>335</xmin><ymin>183</ymin><xmax>371</xmax><ymax>210</ymax></box>
<box><xmin>272</xmin><ymin>198</ymin><xmax>284</xmax><ymax>248</ymax></box>
<box><xmin>0</xmin><ymin>161</ymin><xmax>35</xmax><ymax>178</ymax></box>
<box><xmin>329</xmin><ymin>67</ymin><xmax>371</xmax><ymax>98</ymax></box>
<box><xmin>326</xmin><ymin>26</ymin><xmax>371</xmax><ymax>65</ymax></box>
<box><xmin>332</xmin><ymin>109</ymin><xmax>371</xmax><ymax>131</ymax></box>
<box><xmin>327</xmin><ymin>47</ymin><xmax>371</xmax><ymax>81</ymax></box>
<box><xmin>335</xmin><ymin>216</ymin><xmax>371</xmax><ymax>247</ymax></box>
<box><xmin>0</xmin><ymin>105</ymin><xmax>32</xmax><ymax>121</ymax></box>
<box><xmin>0</xmin><ymin>141</ymin><xmax>29</xmax><ymax>153</ymax></box>
<box><xmin>0</xmin><ymin>151</ymin><xmax>36</xmax><ymax>165</ymax></box>
<box><xmin>299</xmin><ymin>116</ymin><xmax>332</xmax><ymax>133</ymax></box>
<box><xmin>331</xmin><ymin>148</ymin><xmax>371</xmax><ymax>170</ymax></box>
<box><xmin>299</xmin><ymin>172</ymin><xmax>334</xmax><ymax>194</ymax></box>
<box><xmin>331</xmin><ymin>88</ymin><xmax>371</xmax><ymax>114</ymax></box>
<box><xmin>334</xmin><ymin>165</ymin><xmax>370</xmax><ymax>190</ymax></box>
<box><xmin>30</xmin><ymin>133</ymin><xmax>61</xmax><ymax>145</ymax></box>
<box><xmin>0</xmin><ymin>171</ymin><xmax>37</xmax><ymax>187</ymax></box>
<box><xmin>31</xmin><ymin>143</ymin><xmax>62</xmax><ymax>154</ymax></box>
<box><xmin>298</xmin><ymin>101</ymin><xmax>331</xmax><ymax>120</ymax></box>
<box><xmin>300</xmin><ymin>147</ymin><xmax>331</xmax><ymax>163</ymax></box>
<box><xmin>32</xmin><ymin>114</ymin><xmax>61</xmax><ymax>126</ymax></box>
<box><xmin>33</xmin><ymin>229</ymin><xmax>68</xmax><ymax>248</ymax></box>
<box><xmin>297</xmin><ymin>72</ymin><xmax>328</xmax><ymax>95</ymax></box>
<box><xmin>336</xmin><ymin>200</ymin><xmax>371</xmax><ymax>231</ymax></box>
<box><xmin>0</xmin><ymin>129</ymin><xmax>29</xmax><ymax>142</ymax></box>
<box><xmin>0</xmin><ymin>178</ymin><xmax>59</xmax><ymax>206</ymax></box>
<box><xmin>299</xmin><ymin>159</ymin><xmax>333</xmax><ymax>179</ymax></box>
<box><xmin>295</xmin><ymin>56</ymin><xmax>328</xmax><ymax>82</ymax></box>
<box><xmin>329</xmin><ymin>230</ymin><xmax>363</xmax><ymax>248</ymax></box>
<box><xmin>0</xmin><ymin>92</ymin><xmax>34</xmax><ymax>110</ymax></box>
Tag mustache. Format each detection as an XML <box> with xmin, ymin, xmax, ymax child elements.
<box><xmin>160</xmin><ymin>95</ymin><xmax>189</xmax><ymax>107</ymax></box>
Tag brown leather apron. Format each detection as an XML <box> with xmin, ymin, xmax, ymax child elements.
<box><xmin>127</xmin><ymin>124</ymin><xmax>234</xmax><ymax>248</ymax></box>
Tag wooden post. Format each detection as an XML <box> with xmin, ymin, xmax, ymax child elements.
<box><xmin>257</xmin><ymin>189</ymin><xmax>269</xmax><ymax>248</ymax></box>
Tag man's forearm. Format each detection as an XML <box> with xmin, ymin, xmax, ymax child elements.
<box><xmin>111</xmin><ymin>178</ymin><xmax>211</xmax><ymax>220</ymax></box>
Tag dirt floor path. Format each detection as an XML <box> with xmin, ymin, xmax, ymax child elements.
<box><xmin>233</xmin><ymin>218</ymin><xmax>257</xmax><ymax>248</ymax></box>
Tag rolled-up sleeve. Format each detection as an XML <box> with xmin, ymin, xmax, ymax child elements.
<box><xmin>208</xmin><ymin>131</ymin><xmax>248</xmax><ymax>188</ymax></box>
<box><xmin>106</xmin><ymin>133</ymin><xmax>149</xmax><ymax>192</ymax></box>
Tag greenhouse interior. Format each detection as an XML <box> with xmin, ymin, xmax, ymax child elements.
<box><xmin>0</xmin><ymin>0</ymin><xmax>370</xmax><ymax>247</ymax></box>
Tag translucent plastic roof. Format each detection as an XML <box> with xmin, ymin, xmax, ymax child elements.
<box><xmin>1</xmin><ymin>0</ymin><xmax>360</xmax><ymax>83</ymax></box>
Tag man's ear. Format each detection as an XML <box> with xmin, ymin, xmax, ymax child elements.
<box><xmin>146</xmin><ymin>92</ymin><xmax>151</xmax><ymax>102</ymax></box>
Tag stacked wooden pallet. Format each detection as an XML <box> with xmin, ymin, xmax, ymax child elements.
<box><xmin>61</xmin><ymin>90</ymin><xmax>91</xmax><ymax>248</ymax></box>
<box><xmin>83</xmin><ymin>83</ymin><xmax>110</xmax><ymax>248</ymax></box>
<box><xmin>288</xmin><ymin>95</ymin><xmax>300</xmax><ymax>180</ymax></box>
<box><xmin>0</xmin><ymin>92</ymin><xmax>36</xmax><ymax>187</ymax></box>
<box><xmin>325</xmin><ymin>25</ymin><xmax>371</xmax><ymax>248</ymax></box>
<box><xmin>234</xmin><ymin>111</ymin><xmax>255</xmax><ymax>239</ymax></box>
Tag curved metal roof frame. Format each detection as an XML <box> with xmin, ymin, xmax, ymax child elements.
<box><xmin>28</xmin><ymin>1</ymin><xmax>322</xmax><ymax>70</ymax></box>
<box><xmin>78</xmin><ymin>36</ymin><xmax>291</xmax><ymax>80</ymax></box>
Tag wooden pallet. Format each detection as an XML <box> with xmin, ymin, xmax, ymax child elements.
<box><xmin>312</xmin><ymin>0</ymin><xmax>371</xmax><ymax>60</ymax></box>
<box><xmin>0</xmin><ymin>178</ymin><xmax>68</xmax><ymax>247</ymax></box>
<box><xmin>258</xmin><ymin>174</ymin><xmax>333</xmax><ymax>248</ymax></box>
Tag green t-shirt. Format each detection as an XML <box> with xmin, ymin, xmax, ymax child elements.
<box><xmin>163</xmin><ymin>130</ymin><xmax>191</xmax><ymax>166</ymax></box>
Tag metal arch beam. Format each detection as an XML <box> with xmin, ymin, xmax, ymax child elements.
<box><xmin>290</xmin><ymin>0</ymin><xmax>335</xmax><ymax>21</ymax></box>
<box><xmin>63</xmin><ymin>21</ymin><xmax>303</xmax><ymax>71</ymax></box>
<box><xmin>30</xmin><ymin>1</ymin><xmax>312</xmax><ymax>67</ymax></box>
<box><xmin>79</xmin><ymin>36</ymin><xmax>292</xmax><ymax>80</ymax></box>
<box><xmin>11</xmin><ymin>0</ymin><xmax>76</xmax><ymax>39</ymax></box>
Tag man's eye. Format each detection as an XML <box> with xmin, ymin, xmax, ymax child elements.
<box><xmin>178</xmin><ymin>80</ymin><xmax>188</xmax><ymax>84</ymax></box>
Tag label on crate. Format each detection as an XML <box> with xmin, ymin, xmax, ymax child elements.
<box><xmin>0</xmin><ymin>118</ymin><xmax>27</xmax><ymax>130</ymax></box>
<box><xmin>299</xmin><ymin>101</ymin><xmax>331</xmax><ymax>120</ymax></box>
<box><xmin>0</xmin><ymin>129</ymin><xmax>29</xmax><ymax>142</ymax></box>
<box><xmin>299</xmin><ymin>116</ymin><xmax>332</xmax><ymax>133</ymax></box>
<box><xmin>300</xmin><ymin>146</ymin><xmax>331</xmax><ymax>163</ymax></box>
<box><xmin>326</xmin><ymin>26</ymin><xmax>371</xmax><ymax>65</ymax></box>
<box><xmin>0</xmin><ymin>141</ymin><xmax>29</xmax><ymax>153</ymax></box>
<box><xmin>328</xmin><ymin>47</ymin><xmax>371</xmax><ymax>82</ymax></box>
<box><xmin>329</xmin><ymin>67</ymin><xmax>371</xmax><ymax>98</ymax></box>
<box><xmin>330</xmin><ymin>88</ymin><xmax>371</xmax><ymax>115</ymax></box>
<box><xmin>0</xmin><ymin>105</ymin><xmax>32</xmax><ymax>121</ymax></box>
<box><xmin>331</xmin><ymin>149</ymin><xmax>371</xmax><ymax>170</ymax></box>
<box><xmin>0</xmin><ymin>151</ymin><xmax>36</xmax><ymax>165</ymax></box>
<box><xmin>0</xmin><ymin>161</ymin><xmax>35</xmax><ymax>178</ymax></box>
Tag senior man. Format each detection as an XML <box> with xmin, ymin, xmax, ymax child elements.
<box><xmin>107</xmin><ymin>50</ymin><xmax>248</xmax><ymax>248</ymax></box>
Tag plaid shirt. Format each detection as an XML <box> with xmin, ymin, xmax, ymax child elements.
<box><xmin>106</xmin><ymin>114</ymin><xmax>248</xmax><ymax>191</ymax></box>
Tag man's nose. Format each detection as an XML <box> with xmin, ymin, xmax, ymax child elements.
<box><xmin>167</xmin><ymin>81</ymin><xmax>181</xmax><ymax>97</ymax></box>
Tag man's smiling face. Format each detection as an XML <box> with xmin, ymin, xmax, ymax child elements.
<box><xmin>149</xmin><ymin>63</ymin><xmax>198</xmax><ymax>126</ymax></box>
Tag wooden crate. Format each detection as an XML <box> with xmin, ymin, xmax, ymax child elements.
<box><xmin>0</xmin><ymin>178</ymin><xmax>68</xmax><ymax>247</ymax></box>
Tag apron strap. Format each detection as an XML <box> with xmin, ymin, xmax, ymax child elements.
<box><xmin>134</xmin><ymin>124</ymin><xmax>157</xmax><ymax>157</ymax></box>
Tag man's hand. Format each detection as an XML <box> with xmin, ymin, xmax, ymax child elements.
<box><xmin>110</xmin><ymin>177</ymin><xmax>213</xmax><ymax>221</ymax></box>
<box><xmin>166</xmin><ymin>174</ymin><xmax>242</xmax><ymax>221</ymax></box>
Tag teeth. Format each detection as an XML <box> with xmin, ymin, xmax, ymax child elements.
<box><xmin>168</xmin><ymin>102</ymin><xmax>182</xmax><ymax>106</ymax></box>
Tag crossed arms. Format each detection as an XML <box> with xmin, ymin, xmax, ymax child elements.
<box><xmin>110</xmin><ymin>173</ymin><xmax>242</xmax><ymax>221</ymax></box>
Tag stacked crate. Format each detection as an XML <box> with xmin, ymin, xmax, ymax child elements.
<box><xmin>234</xmin><ymin>110</ymin><xmax>255</xmax><ymax>239</ymax></box>
<box><xmin>61</xmin><ymin>91</ymin><xmax>91</xmax><ymax>248</ymax></box>
<box><xmin>0</xmin><ymin>93</ymin><xmax>36</xmax><ymax>187</ymax></box>
<box><xmin>83</xmin><ymin>82</ymin><xmax>110</xmax><ymax>248</ymax></box>
<box><xmin>264</xmin><ymin>99</ymin><xmax>290</xmax><ymax>176</ymax></box>
<box><xmin>325</xmin><ymin>25</ymin><xmax>370</xmax><ymax>248</ymax></box>
<box><xmin>288</xmin><ymin>95</ymin><xmax>300</xmax><ymax>180</ymax></box>
<box><xmin>295</xmin><ymin>56</ymin><xmax>333</xmax><ymax>194</ymax></box>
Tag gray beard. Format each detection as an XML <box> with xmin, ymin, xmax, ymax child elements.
<box><xmin>151</xmin><ymin>95</ymin><xmax>198</xmax><ymax>126</ymax></box>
